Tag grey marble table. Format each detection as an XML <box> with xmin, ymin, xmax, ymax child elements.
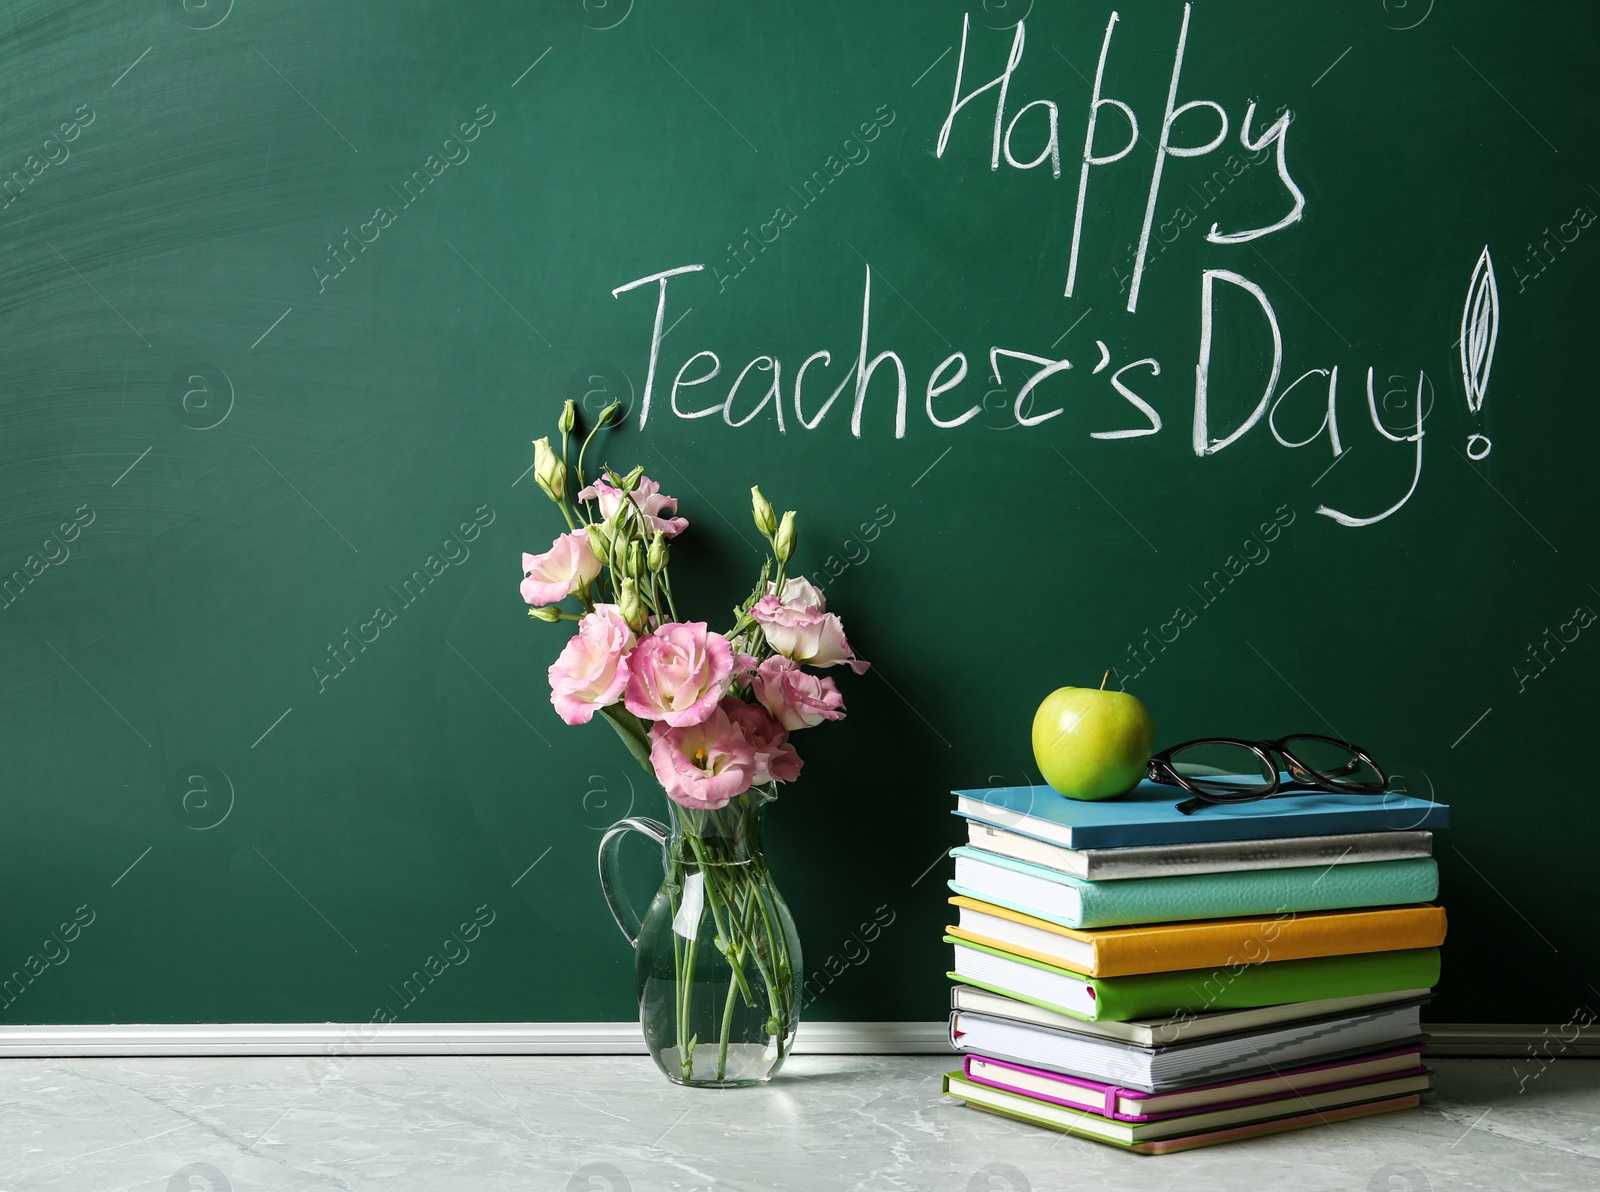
<box><xmin>0</xmin><ymin>1054</ymin><xmax>1595</xmax><ymax>1191</ymax></box>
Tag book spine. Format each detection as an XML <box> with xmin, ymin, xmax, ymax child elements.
<box><xmin>1074</xmin><ymin>858</ymin><xmax>1439</xmax><ymax>929</ymax></box>
<box><xmin>1133</xmin><ymin>1095</ymin><xmax>1421</xmax><ymax>1155</ymax></box>
<box><xmin>1092</xmin><ymin>948</ymin><xmax>1441</xmax><ymax>1021</ymax></box>
<box><xmin>1124</xmin><ymin>1066</ymin><xmax>1431</xmax><ymax>1123</ymax></box>
<box><xmin>1081</xmin><ymin>831</ymin><xmax>1434</xmax><ymax>880</ymax></box>
<box><xmin>1092</xmin><ymin>905</ymin><xmax>1448</xmax><ymax>976</ymax></box>
<box><xmin>965</xmin><ymin>1058</ymin><xmax>1430</xmax><ymax>1123</ymax></box>
<box><xmin>1071</xmin><ymin>807</ymin><xmax>1447</xmax><ymax>849</ymax></box>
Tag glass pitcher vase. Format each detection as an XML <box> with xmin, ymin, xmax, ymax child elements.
<box><xmin>598</xmin><ymin>785</ymin><xmax>801</xmax><ymax>1087</ymax></box>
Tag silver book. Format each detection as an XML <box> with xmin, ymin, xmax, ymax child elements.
<box><xmin>962</xmin><ymin>823</ymin><xmax>1433</xmax><ymax>881</ymax></box>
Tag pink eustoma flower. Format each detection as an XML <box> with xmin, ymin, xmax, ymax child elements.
<box><xmin>720</xmin><ymin>696</ymin><xmax>802</xmax><ymax>785</ymax></box>
<box><xmin>547</xmin><ymin>604</ymin><xmax>635</xmax><ymax>726</ymax></box>
<box><xmin>751</xmin><ymin>655</ymin><xmax>846</xmax><ymax>731</ymax></box>
<box><xmin>750</xmin><ymin>576</ymin><xmax>869</xmax><ymax>674</ymax></box>
<box><xmin>521</xmin><ymin>529</ymin><xmax>601</xmax><ymax>607</ymax></box>
<box><xmin>624</xmin><ymin>621</ymin><xmax>735</xmax><ymax>727</ymax></box>
<box><xmin>576</xmin><ymin>475</ymin><xmax>689</xmax><ymax>538</ymax></box>
<box><xmin>649</xmin><ymin>707</ymin><xmax>756</xmax><ymax>811</ymax></box>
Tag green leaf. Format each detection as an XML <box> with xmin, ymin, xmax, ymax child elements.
<box><xmin>597</xmin><ymin>704</ymin><xmax>655</xmax><ymax>774</ymax></box>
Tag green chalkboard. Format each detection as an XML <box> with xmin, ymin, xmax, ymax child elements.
<box><xmin>1</xmin><ymin>0</ymin><xmax>1596</xmax><ymax>1029</ymax></box>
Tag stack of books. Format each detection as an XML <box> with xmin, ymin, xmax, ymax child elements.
<box><xmin>939</xmin><ymin>781</ymin><xmax>1449</xmax><ymax>1154</ymax></box>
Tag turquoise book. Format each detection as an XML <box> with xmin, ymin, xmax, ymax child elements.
<box><xmin>948</xmin><ymin>848</ymin><xmax>1440</xmax><ymax>929</ymax></box>
<box><xmin>954</xmin><ymin>781</ymin><xmax>1447</xmax><ymax>849</ymax></box>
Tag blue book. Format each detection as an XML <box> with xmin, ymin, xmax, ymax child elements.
<box><xmin>954</xmin><ymin>782</ymin><xmax>1447</xmax><ymax>850</ymax></box>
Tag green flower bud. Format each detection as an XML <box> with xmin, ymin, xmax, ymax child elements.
<box><xmin>627</xmin><ymin>540</ymin><xmax>645</xmax><ymax>578</ymax></box>
<box><xmin>532</xmin><ymin>437</ymin><xmax>566</xmax><ymax>502</ymax></box>
<box><xmin>774</xmin><ymin>511</ymin><xmax>796</xmax><ymax>563</ymax></box>
<box><xmin>587</xmin><ymin>524</ymin><xmax>612</xmax><ymax>566</ymax></box>
<box><xmin>751</xmin><ymin>485</ymin><xmax>778</xmax><ymax>538</ymax></box>
<box><xmin>621</xmin><ymin>464</ymin><xmax>645</xmax><ymax>489</ymax></box>
<box><xmin>558</xmin><ymin>400</ymin><xmax>577</xmax><ymax>436</ymax></box>
<box><xmin>597</xmin><ymin>399</ymin><xmax>622</xmax><ymax>427</ymax></box>
<box><xmin>619</xmin><ymin>577</ymin><xmax>647</xmax><ymax>632</ymax></box>
<box><xmin>527</xmin><ymin>606</ymin><xmax>562</xmax><ymax>623</ymax></box>
<box><xmin>648</xmin><ymin>530</ymin><xmax>669</xmax><ymax>572</ymax></box>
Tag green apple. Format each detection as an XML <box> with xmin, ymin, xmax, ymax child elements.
<box><xmin>1031</xmin><ymin>682</ymin><xmax>1154</xmax><ymax>800</ymax></box>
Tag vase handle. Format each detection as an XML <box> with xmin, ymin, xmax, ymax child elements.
<box><xmin>597</xmin><ymin>816</ymin><xmax>670</xmax><ymax>947</ymax></box>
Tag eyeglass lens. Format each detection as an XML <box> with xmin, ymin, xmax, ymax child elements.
<box><xmin>1280</xmin><ymin>735</ymin><xmax>1383</xmax><ymax>791</ymax></box>
<box><xmin>1165</xmin><ymin>741</ymin><xmax>1276</xmax><ymax>800</ymax></box>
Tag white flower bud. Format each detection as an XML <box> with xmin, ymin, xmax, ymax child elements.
<box><xmin>532</xmin><ymin>437</ymin><xmax>566</xmax><ymax>501</ymax></box>
<box><xmin>750</xmin><ymin>486</ymin><xmax>778</xmax><ymax>537</ymax></box>
<box><xmin>774</xmin><ymin>511</ymin><xmax>796</xmax><ymax>563</ymax></box>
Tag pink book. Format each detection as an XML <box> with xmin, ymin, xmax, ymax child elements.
<box><xmin>963</xmin><ymin>1045</ymin><xmax>1429</xmax><ymax>1122</ymax></box>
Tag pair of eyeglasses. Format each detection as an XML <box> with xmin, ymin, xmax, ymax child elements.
<box><xmin>1145</xmin><ymin>735</ymin><xmax>1387</xmax><ymax>816</ymax></box>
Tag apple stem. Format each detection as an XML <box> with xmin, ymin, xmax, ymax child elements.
<box><xmin>1100</xmin><ymin>669</ymin><xmax>1110</xmax><ymax>691</ymax></box>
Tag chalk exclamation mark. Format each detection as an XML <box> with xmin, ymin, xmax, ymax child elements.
<box><xmin>1460</xmin><ymin>246</ymin><xmax>1500</xmax><ymax>460</ymax></box>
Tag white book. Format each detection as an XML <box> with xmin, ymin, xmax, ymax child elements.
<box><xmin>952</xmin><ymin>851</ymin><xmax>1082</xmax><ymax>922</ymax></box>
<box><xmin>949</xmin><ymin>1001</ymin><xmax>1428</xmax><ymax>1091</ymax></box>
<box><xmin>950</xmin><ymin>983</ymin><xmax>1432</xmax><ymax>1048</ymax></box>
<box><xmin>954</xmin><ymin>903</ymin><xmax>1094</xmax><ymax>971</ymax></box>
<box><xmin>951</xmin><ymin>943</ymin><xmax>1098</xmax><ymax>1018</ymax></box>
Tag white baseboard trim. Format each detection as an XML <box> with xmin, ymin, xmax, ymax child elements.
<box><xmin>0</xmin><ymin>1021</ymin><xmax>950</xmax><ymax>1058</ymax></box>
<box><xmin>0</xmin><ymin>1022</ymin><xmax>1591</xmax><ymax>1058</ymax></box>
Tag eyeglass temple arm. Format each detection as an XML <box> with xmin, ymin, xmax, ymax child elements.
<box><xmin>1286</xmin><ymin>757</ymin><xmax>1364</xmax><ymax>783</ymax></box>
<box><xmin>1150</xmin><ymin>757</ymin><xmax>1210</xmax><ymax>815</ymax></box>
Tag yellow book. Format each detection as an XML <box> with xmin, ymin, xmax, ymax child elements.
<box><xmin>946</xmin><ymin>895</ymin><xmax>1447</xmax><ymax>978</ymax></box>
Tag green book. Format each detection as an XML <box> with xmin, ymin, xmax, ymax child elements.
<box><xmin>942</xmin><ymin>1071</ymin><xmax>1425</xmax><ymax>1154</ymax></box>
<box><xmin>949</xmin><ymin>847</ymin><xmax>1438</xmax><ymax>928</ymax></box>
<box><xmin>946</xmin><ymin>938</ymin><xmax>1441</xmax><ymax>1022</ymax></box>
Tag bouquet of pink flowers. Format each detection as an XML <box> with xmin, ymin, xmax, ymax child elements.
<box><xmin>519</xmin><ymin>399</ymin><xmax>866</xmax><ymax>1085</ymax></box>
<box><xmin>521</xmin><ymin>400</ymin><xmax>867</xmax><ymax>809</ymax></box>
